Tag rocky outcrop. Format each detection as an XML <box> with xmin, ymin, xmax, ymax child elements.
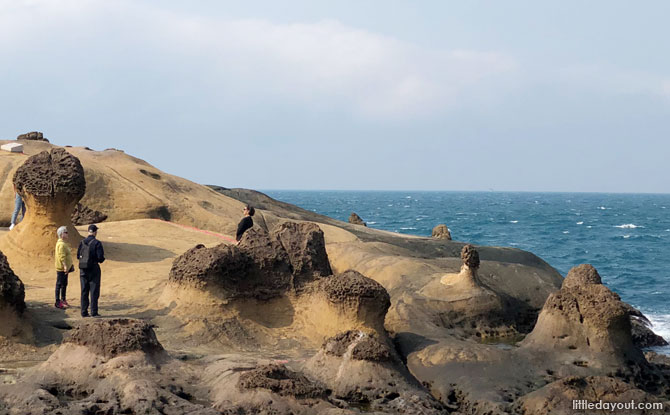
<box><xmin>1</xmin><ymin>148</ymin><xmax>86</xmax><ymax>259</ymax></box>
<box><xmin>521</xmin><ymin>264</ymin><xmax>644</xmax><ymax>368</ymax></box>
<box><xmin>431</xmin><ymin>224</ymin><xmax>451</xmax><ymax>240</ymax></box>
<box><xmin>71</xmin><ymin>203</ymin><xmax>108</xmax><ymax>226</ymax></box>
<box><xmin>562</xmin><ymin>263</ymin><xmax>601</xmax><ymax>288</ymax></box>
<box><xmin>237</xmin><ymin>364</ymin><xmax>328</xmax><ymax>399</ymax></box>
<box><xmin>16</xmin><ymin>131</ymin><xmax>48</xmax><ymax>142</ymax></box>
<box><xmin>304</xmin><ymin>330</ymin><xmax>446</xmax><ymax>414</ymax></box>
<box><xmin>0</xmin><ymin>251</ymin><xmax>25</xmax><ymax>315</ymax></box>
<box><xmin>348</xmin><ymin>212</ymin><xmax>366</xmax><ymax>226</ymax></box>
<box><xmin>169</xmin><ymin>223</ymin><xmax>335</xmax><ymax>301</ymax></box>
<box><xmin>518</xmin><ymin>376</ymin><xmax>669</xmax><ymax>415</ymax></box>
<box><xmin>168</xmin><ymin>241</ymin><xmax>291</xmax><ymax>301</ymax></box>
<box><xmin>64</xmin><ymin>318</ymin><xmax>163</xmax><ymax>358</ymax></box>
<box><xmin>0</xmin><ymin>318</ymin><xmax>217</xmax><ymax>415</ymax></box>
<box><xmin>271</xmin><ymin>221</ymin><xmax>332</xmax><ymax>288</ymax></box>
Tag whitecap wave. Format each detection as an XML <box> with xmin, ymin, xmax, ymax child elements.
<box><xmin>586</xmin><ymin>225</ymin><xmax>592</xmax><ymax>229</ymax></box>
<box><xmin>509</xmin><ymin>220</ymin><xmax>519</xmax><ymax>224</ymax></box>
<box><xmin>400</xmin><ymin>227</ymin><xmax>416</xmax><ymax>230</ymax></box>
<box><xmin>405</xmin><ymin>196</ymin><xmax>412</xmax><ymax>199</ymax></box>
<box><xmin>615</xmin><ymin>224</ymin><xmax>642</xmax><ymax>229</ymax></box>
<box><xmin>598</xmin><ymin>206</ymin><xmax>607</xmax><ymax>210</ymax></box>
<box><xmin>563</xmin><ymin>231</ymin><xmax>570</xmax><ymax>234</ymax></box>
<box><xmin>576</xmin><ymin>221</ymin><xmax>584</xmax><ymax>225</ymax></box>
<box><xmin>646</xmin><ymin>313</ymin><xmax>670</xmax><ymax>345</ymax></box>
<box><xmin>623</xmin><ymin>235</ymin><xmax>631</xmax><ymax>239</ymax></box>
<box><xmin>367</xmin><ymin>221</ymin><xmax>377</xmax><ymax>225</ymax></box>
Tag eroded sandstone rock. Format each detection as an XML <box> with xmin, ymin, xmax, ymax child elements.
<box><xmin>65</xmin><ymin>318</ymin><xmax>163</xmax><ymax>358</ymax></box>
<box><xmin>271</xmin><ymin>221</ymin><xmax>332</xmax><ymax>287</ymax></box>
<box><xmin>237</xmin><ymin>364</ymin><xmax>328</xmax><ymax>399</ymax></box>
<box><xmin>71</xmin><ymin>203</ymin><xmax>108</xmax><ymax>226</ymax></box>
<box><xmin>322</xmin><ymin>330</ymin><xmax>393</xmax><ymax>362</ymax></box>
<box><xmin>431</xmin><ymin>224</ymin><xmax>452</xmax><ymax>240</ymax></box>
<box><xmin>2</xmin><ymin>148</ymin><xmax>86</xmax><ymax>258</ymax></box>
<box><xmin>0</xmin><ymin>251</ymin><xmax>25</xmax><ymax>315</ymax></box>
<box><xmin>348</xmin><ymin>212</ymin><xmax>366</xmax><ymax>226</ymax></box>
<box><xmin>521</xmin><ymin>264</ymin><xmax>643</xmax><ymax>367</ymax></box>
<box><xmin>16</xmin><ymin>131</ymin><xmax>48</xmax><ymax>142</ymax></box>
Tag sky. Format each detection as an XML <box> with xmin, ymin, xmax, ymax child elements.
<box><xmin>1</xmin><ymin>0</ymin><xmax>669</xmax><ymax>192</ymax></box>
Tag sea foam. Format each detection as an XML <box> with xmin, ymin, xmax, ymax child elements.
<box><xmin>615</xmin><ymin>224</ymin><xmax>642</xmax><ymax>229</ymax></box>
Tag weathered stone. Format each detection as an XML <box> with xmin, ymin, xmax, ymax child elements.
<box><xmin>348</xmin><ymin>212</ymin><xmax>366</xmax><ymax>226</ymax></box>
<box><xmin>71</xmin><ymin>203</ymin><xmax>108</xmax><ymax>226</ymax></box>
<box><xmin>65</xmin><ymin>318</ymin><xmax>163</xmax><ymax>358</ymax></box>
<box><xmin>271</xmin><ymin>221</ymin><xmax>332</xmax><ymax>287</ymax></box>
<box><xmin>431</xmin><ymin>224</ymin><xmax>452</xmax><ymax>240</ymax></box>
<box><xmin>0</xmin><ymin>251</ymin><xmax>25</xmax><ymax>314</ymax></box>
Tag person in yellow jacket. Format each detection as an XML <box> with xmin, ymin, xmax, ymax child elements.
<box><xmin>54</xmin><ymin>226</ymin><xmax>73</xmax><ymax>309</ymax></box>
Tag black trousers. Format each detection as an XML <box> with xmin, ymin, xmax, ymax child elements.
<box><xmin>80</xmin><ymin>266</ymin><xmax>101</xmax><ymax>316</ymax></box>
<box><xmin>55</xmin><ymin>271</ymin><xmax>68</xmax><ymax>303</ymax></box>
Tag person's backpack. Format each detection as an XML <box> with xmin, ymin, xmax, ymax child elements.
<box><xmin>79</xmin><ymin>239</ymin><xmax>95</xmax><ymax>269</ymax></box>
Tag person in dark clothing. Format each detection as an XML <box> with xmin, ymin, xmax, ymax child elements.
<box><xmin>236</xmin><ymin>205</ymin><xmax>255</xmax><ymax>243</ymax></box>
<box><xmin>77</xmin><ymin>224</ymin><xmax>105</xmax><ymax>317</ymax></box>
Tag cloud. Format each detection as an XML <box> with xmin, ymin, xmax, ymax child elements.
<box><xmin>0</xmin><ymin>0</ymin><xmax>518</xmax><ymax>120</ymax></box>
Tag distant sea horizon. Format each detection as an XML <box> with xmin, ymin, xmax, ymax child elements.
<box><xmin>264</xmin><ymin>189</ymin><xmax>670</xmax><ymax>353</ymax></box>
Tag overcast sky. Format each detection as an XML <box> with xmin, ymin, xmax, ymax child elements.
<box><xmin>1</xmin><ymin>1</ymin><xmax>669</xmax><ymax>192</ymax></box>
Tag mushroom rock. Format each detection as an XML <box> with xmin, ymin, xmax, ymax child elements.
<box><xmin>271</xmin><ymin>221</ymin><xmax>332</xmax><ymax>288</ymax></box>
<box><xmin>71</xmin><ymin>203</ymin><xmax>108</xmax><ymax>226</ymax></box>
<box><xmin>431</xmin><ymin>224</ymin><xmax>452</xmax><ymax>240</ymax></box>
<box><xmin>348</xmin><ymin>212</ymin><xmax>366</xmax><ymax>226</ymax></box>
<box><xmin>1</xmin><ymin>148</ymin><xmax>86</xmax><ymax>258</ymax></box>
<box><xmin>304</xmin><ymin>270</ymin><xmax>391</xmax><ymax>336</ymax></box>
<box><xmin>440</xmin><ymin>244</ymin><xmax>483</xmax><ymax>292</ymax></box>
<box><xmin>16</xmin><ymin>131</ymin><xmax>49</xmax><ymax>142</ymax></box>
<box><xmin>521</xmin><ymin>264</ymin><xmax>644</xmax><ymax>368</ymax></box>
<box><xmin>304</xmin><ymin>330</ymin><xmax>446</xmax><ymax>414</ymax></box>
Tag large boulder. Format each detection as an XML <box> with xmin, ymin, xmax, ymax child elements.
<box><xmin>431</xmin><ymin>224</ymin><xmax>452</xmax><ymax>240</ymax></box>
<box><xmin>1</xmin><ymin>148</ymin><xmax>86</xmax><ymax>259</ymax></box>
<box><xmin>16</xmin><ymin>131</ymin><xmax>48</xmax><ymax>142</ymax></box>
<box><xmin>521</xmin><ymin>264</ymin><xmax>644</xmax><ymax>368</ymax></box>
<box><xmin>169</xmin><ymin>227</ymin><xmax>293</xmax><ymax>300</ymax></box>
<box><xmin>0</xmin><ymin>251</ymin><xmax>25</xmax><ymax>315</ymax></box>
<box><xmin>348</xmin><ymin>212</ymin><xmax>366</xmax><ymax>226</ymax></box>
<box><xmin>64</xmin><ymin>318</ymin><xmax>163</xmax><ymax>358</ymax></box>
<box><xmin>304</xmin><ymin>330</ymin><xmax>446</xmax><ymax>414</ymax></box>
<box><xmin>271</xmin><ymin>221</ymin><xmax>332</xmax><ymax>288</ymax></box>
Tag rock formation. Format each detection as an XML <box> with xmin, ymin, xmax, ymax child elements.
<box><xmin>431</xmin><ymin>224</ymin><xmax>452</xmax><ymax>240</ymax></box>
<box><xmin>439</xmin><ymin>244</ymin><xmax>483</xmax><ymax>293</ymax></box>
<box><xmin>1</xmin><ymin>148</ymin><xmax>86</xmax><ymax>259</ymax></box>
<box><xmin>0</xmin><ymin>251</ymin><xmax>25</xmax><ymax>315</ymax></box>
<box><xmin>518</xmin><ymin>376</ymin><xmax>669</xmax><ymax>415</ymax></box>
<box><xmin>0</xmin><ymin>318</ymin><xmax>218</xmax><ymax>414</ymax></box>
<box><xmin>348</xmin><ymin>212</ymin><xmax>366</xmax><ymax>226</ymax></box>
<box><xmin>71</xmin><ymin>203</ymin><xmax>108</xmax><ymax>226</ymax></box>
<box><xmin>521</xmin><ymin>264</ymin><xmax>644</xmax><ymax>368</ymax></box>
<box><xmin>271</xmin><ymin>221</ymin><xmax>332</xmax><ymax>288</ymax></box>
<box><xmin>65</xmin><ymin>318</ymin><xmax>163</xmax><ymax>358</ymax></box>
<box><xmin>16</xmin><ymin>131</ymin><xmax>48</xmax><ymax>142</ymax></box>
<box><xmin>304</xmin><ymin>330</ymin><xmax>446</xmax><ymax>414</ymax></box>
<box><xmin>313</xmin><ymin>270</ymin><xmax>391</xmax><ymax>335</ymax></box>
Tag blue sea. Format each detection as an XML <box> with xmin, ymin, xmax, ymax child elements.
<box><xmin>265</xmin><ymin>191</ymin><xmax>670</xmax><ymax>349</ymax></box>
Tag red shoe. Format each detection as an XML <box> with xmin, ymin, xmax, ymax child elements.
<box><xmin>61</xmin><ymin>300</ymin><xmax>70</xmax><ymax>308</ymax></box>
<box><xmin>55</xmin><ymin>301</ymin><xmax>64</xmax><ymax>309</ymax></box>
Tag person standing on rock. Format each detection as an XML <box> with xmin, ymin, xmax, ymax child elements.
<box><xmin>54</xmin><ymin>226</ymin><xmax>74</xmax><ymax>309</ymax></box>
<box><xmin>77</xmin><ymin>224</ymin><xmax>105</xmax><ymax>317</ymax></box>
<box><xmin>235</xmin><ymin>205</ymin><xmax>255</xmax><ymax>243</ymax></box>
<box><xmin>9</xmin><ymin>184</ymin><xmax>26</xmax><ymax>230</ymax></box>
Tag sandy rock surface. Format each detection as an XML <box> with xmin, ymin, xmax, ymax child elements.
<box><xmin>0</xmin><ymin>140</ymin><xmax>667</xmax><ymax>414</ymax></box>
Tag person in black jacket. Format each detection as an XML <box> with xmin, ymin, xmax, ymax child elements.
<box><xmin>236</xmin><ymin>205</ymin><xmax>255</xmax><ymax>243</ymax></box>
<box><xmin>77</xmin><ymin>224</ymin><xmax>105</xmax><ymax>317</ymax></box>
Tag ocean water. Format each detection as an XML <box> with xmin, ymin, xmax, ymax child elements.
<box><xmin>265</xmin><ymin>190</ymin><xmax>670</xmax><ymax>350</ymax></box>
